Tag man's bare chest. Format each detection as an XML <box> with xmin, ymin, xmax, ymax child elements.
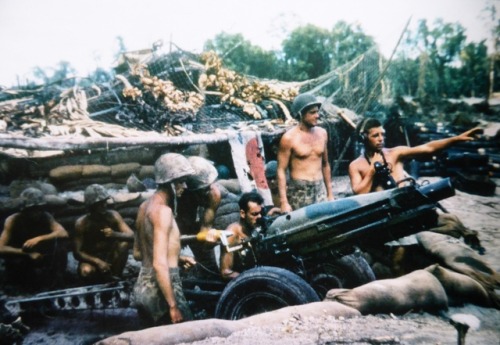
<box><xmin>292</xmin><ymin>135</ymin><xmax>325</xmax><ymax>158</ymax></box>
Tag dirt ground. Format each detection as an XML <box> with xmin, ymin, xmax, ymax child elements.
<box><xmin>2</xmin><ymin>176</ymin><xmax>499</xmax><ymax>345</ymax></box>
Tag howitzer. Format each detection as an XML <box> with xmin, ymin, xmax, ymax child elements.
<box><xmin>213</xmin><ymin>178</ymin><xmax>457</xmax><ymax>320</ymax></box>
<box><xmin>254</xmin><ymin>177</ymin><xmax>454</xmax><ymax>262</ymax></box>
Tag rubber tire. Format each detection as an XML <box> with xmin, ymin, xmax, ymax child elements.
<box><xmin>215</xmin><ymin>266</ymin><xmax>320</xmax><ymax>320</ymax></box>
<box><xmin>311</xmin><ymin>252</ymin><xmax>376</xmax><ymax>298</ymax></box>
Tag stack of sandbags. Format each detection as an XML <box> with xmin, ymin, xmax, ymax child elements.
<box><xmin>416</xmin><ymin>231</ymin><xmax>500</xmax><ymax>292</ymax></box>
<box><xmin>53</xmin><ymin>190</ymin><xmax>154</xmax><ymax>234</ymax></box>
<box><xmin>213</xmin><ymin>182</ymin><xmax>241</xmax><ymax>230</ymax></box>
<box><xmin>49</xmin><ymin>163</ymin><xmax>154</xmax><ymax>191</ymax></box>
<box><xmin>1</xmin><ymin>180</ymin><xmax>67</xmax><ymax>227</ymax></box>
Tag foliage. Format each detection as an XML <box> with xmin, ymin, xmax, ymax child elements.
<box><xmin>203</xmin><ymin>32</ymin><xmax>281</xmax><ymax>79</ymax></box>
<box><xmin>281</xmin><ymin>24</ymin><xmax>333</xmax><ymax>81</ymax></box>
<box><xmin>330</xmin><ymin>21</ymin><xmax>376</xmax><ymax>68</ymax></box>
<box><xmin>389</xmin><ymin>18</ymin><xmax>494</xmax><ymax>99</ymax></box>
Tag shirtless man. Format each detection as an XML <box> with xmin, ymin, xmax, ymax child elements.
<box><xmin>348</xmin><ymin>118</ymin><xmax>484</xmax><ymax>274</ymax></box>
<box><xmin>0</xmin><ymin>187</ymin><xmax>68</xmax><ymax>287</ymax></box>
<box><xmin>133</xmin><ymin>153</ymin><xmax>196</xmax><ymax>326</ymax></box>
<box><xmin>277</xmin><ymin>94</ymin><xmax>334</xmax><ymax>212</ymax></box>
<box><xmin>73</xmin><ymin>184</ymin><xmax>134</xmax><ymax>283</ymax></box>
<box><xmin>348</xmin><ymin>117</ymin><xmax>482</xmax><ymax>194</ymax></box>
<box><xmin>177</xmin><ymin>156</ymin><xmax>221</xmax><ymax>277</ymax></box>
<box><xmin>220</xmin><ymin>191</ymin><xmax>264</xmax><ymax>280</ymax></box>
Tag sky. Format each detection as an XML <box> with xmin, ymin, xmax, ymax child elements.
<box><xmin>0</xmin><ymin>0</ymin><xmax>497</xmax><ymax>86</ymax></box>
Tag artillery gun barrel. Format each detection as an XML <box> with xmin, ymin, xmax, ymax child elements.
<box><xmin>257</xmin><ymin>178</ymin><xmax>455</xmax><ymax>259</ymax></box>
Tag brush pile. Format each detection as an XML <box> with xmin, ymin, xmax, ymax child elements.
<box><xmin>0</xmin><ymin>49</ymin><xmax>300</xmax><ymax>139</ymax></box>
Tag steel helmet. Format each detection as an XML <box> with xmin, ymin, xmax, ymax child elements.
<box><xmin>291</xmin><ymin>94</ymin><xmax>322</xmax><ymax>119</ymax></box>
<box><xmin>186</xmin><ymin>156</ymin><xmax>218</xmax><ymax>190</ymax></box>
<box><xmin>84</xmin><ymin>184</ymin><xmax>110</xmax><ymax>206</ymax></box>
<box><xmin>154</xmin><ymin>153</ymin><xmax>195</xmax><ymax>184</ymax></box>
<box><xmin>265</xmin><ymin>160</ymin><xmax>278</xmax><ymax>179</ymax></box>
<box><xmin>21</xmin><ymin>187</ymin><xmax>46</xmax><ymax>208</ymax></box>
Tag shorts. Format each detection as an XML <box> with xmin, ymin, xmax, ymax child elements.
<box><xmin>133</xmin><ymin>266</ymin><xmax>193</xmax><ymax>324</ymax></box>
<box><xmin>287</xmin><ymin>179</ymin><xmax>327</xmax><ymax>210</ymax></box>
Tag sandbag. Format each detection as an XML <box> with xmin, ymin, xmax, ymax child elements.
<box><xmin>425</xmin><ymin>264</ymin><xmax>499</xmax><ymax>309</ymax></box>
<box><xmin>217</xmin><ymin>179</ymin><xmax>242</xmax><ymax>195</ymax></box>
<box><xmin>81</xmin><ymin>165</ymin><xmax>111</xmax><ymax>178</ymax></box>
<box><xmin>95</xmin><ymin>318</ymin><xmax>245</xmax><ymax>345</ymax></box>
<box><xmin>325</xmin><ymin>269</ymin><xmax>448</xmax><ymax>315</ymax></box>
<box><xmin>96</xmin><ymin>301</ymin><xmax>359</xmax><ymax>345</ymax></box>
<box><xmin>112</xmin><ymin>192</ymin><xmax>143</xmax><ymax>205</ymax></box>
<box><xmin>243</xmin><ymin>301</ymin><xmax>359</xmax><ymax>327</ymax></box>
<box><xmin>58</xmin><ymin>177</ymin><xmax>124</xmax><ymax>192</ymax></box>
<box><xmin>138</xmin><ymin>165</ymin><xmax>155</xmax><ymax>180</ymax></box>
<box><xmin>49</xmin><ymin>165</ymin><xmax>83</xmax><ymax>182</ymax></box>
<box><xmin>9</xmin><ymin>180</ymin><xmax>58</xmax><ymax>197</ymax></box>
<box><xmin>417</xmin><ymin>231</ymin><xmax>500</xmax><ymax>290</ymax></box>
<box><xmin>430</xmin><ymin>213</ymin><xmax>481</xmax><ymax>248</ymax></box>
<box><xmin>45</xmin><ymin>194</ymin><xmax>68</xmax><ymax>207</ymax></box>
<box><xmin>111</xmin><ymin>163</ymin><xmax>141</xmax><ymax>178</ymax></box>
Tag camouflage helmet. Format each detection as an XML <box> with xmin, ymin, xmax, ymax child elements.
<box><xmin>84</xmin><ymin>184</ymin><xmax>110</xmax><ymax>206</ymax></box>
<box><xmin>291</xmin><ymin>94</ymin><xmax>322</xmax><ymax>119</ymax></box>
<box><xmin>154</xmin><ymin>153</ymin><xmax>195</xmax><ymax>184</ymax></box>
<box><xmin>21</xmin><ymin>187</ymin><xmax>46</xmax><ymax>208</ymax></box>
<box><xmin>186</xmin><ymin>156</ymin><xmax>218</xmax><ymax>190</ymax></box>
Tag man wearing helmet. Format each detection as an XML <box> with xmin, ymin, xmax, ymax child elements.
<box><xmin>0</xmin><ymin>187</ymin><xmax>69</xmax><ymax>288</ymax></box>
<box><xmin>134</xmin><ymin>153</ymin><xmax>196</xmax><ymax>325</ymax></box>
<box><xmin>177</xmin><ymin>156</ymin><xmax>221</xmax><ymax>277</ymax></box>
<box><xmin>73</xmin><ymin>184</ymin><xmax>134</xmax><ymax>283</ymax></box>
<box><xmin>277</xmin><ymin>93</ymin><xmax>334</xmax><ymax>212</ymax></box>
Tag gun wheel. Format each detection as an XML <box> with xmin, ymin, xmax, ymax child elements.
<box><xmin>215</xmin><ymin>266</ymin><xmax>320</xmax><ymax>320</ymax></box>
<box><xmin>311</xmin><ymin>252</ymin><xmax>376</xmax><ymax>298</ymax></box>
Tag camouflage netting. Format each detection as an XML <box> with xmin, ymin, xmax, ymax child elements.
<box><xmin>0</xmin><ymin>45</ymin><xmax>390</xmax><ymax>139</ymax></box>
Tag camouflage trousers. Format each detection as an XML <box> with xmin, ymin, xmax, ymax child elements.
<box><xmin>287</xmin><ymin>179</ymin><xmax>328</xmax><ymax>210</ymax></box>
<box><xmin>133</xmin><ymin>267</ymin><xmax>193</xmax><ymax>325</ymax></box>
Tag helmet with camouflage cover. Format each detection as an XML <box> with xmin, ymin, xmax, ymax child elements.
<box><xmin>154</xmin><ymin>153</ymin><xmax>195</xmax><ymax>184</ymax></box>
<box><xmin>21</xmin><ymin>187</ymin><xmax>46</xmax><ymax>208</ymax></box>
<box><xmin>186</xmin><ymin>156</ymin><xmax>218</xmax><ymax>190</ymax></box>
<box><xmin>84</xmin><ymin>184</ymin><xmax>110</xmax><ymax>206</ymax></box>
<box><xmin>291</xmin><ymin>94</ymin><xmax>322</xmax><ymax>119</ymax></box>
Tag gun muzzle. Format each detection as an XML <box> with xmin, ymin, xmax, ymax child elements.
<box><xmin>419</xmin><ymin>177</ymin><xmax>455</xmax><ymax>202</ymax></box>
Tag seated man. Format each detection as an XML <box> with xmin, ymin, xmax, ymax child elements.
<box><xmin>0</xmin><ymin>187</ymin><xmax>68</xmax><ymax>288</ymax></box>
<box><xmin>220</xmin><ymin>191</ymin><xmax>264</xmax><ymax>280</ymax></box>
<box><xmin>73</xmin><ymin>184</ymin><xmax>134</xmax><ymax>283</ymax></box>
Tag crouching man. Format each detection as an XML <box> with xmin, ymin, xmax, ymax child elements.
<box><xmin>73</xmin><ymin>184</ymin><xmax>134</xmax><ymax>283</ymax></box>
<box><xmin>0</xmin><ymin>187</ymin><xmax>68</xmax><ymax>289</ymax></box>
